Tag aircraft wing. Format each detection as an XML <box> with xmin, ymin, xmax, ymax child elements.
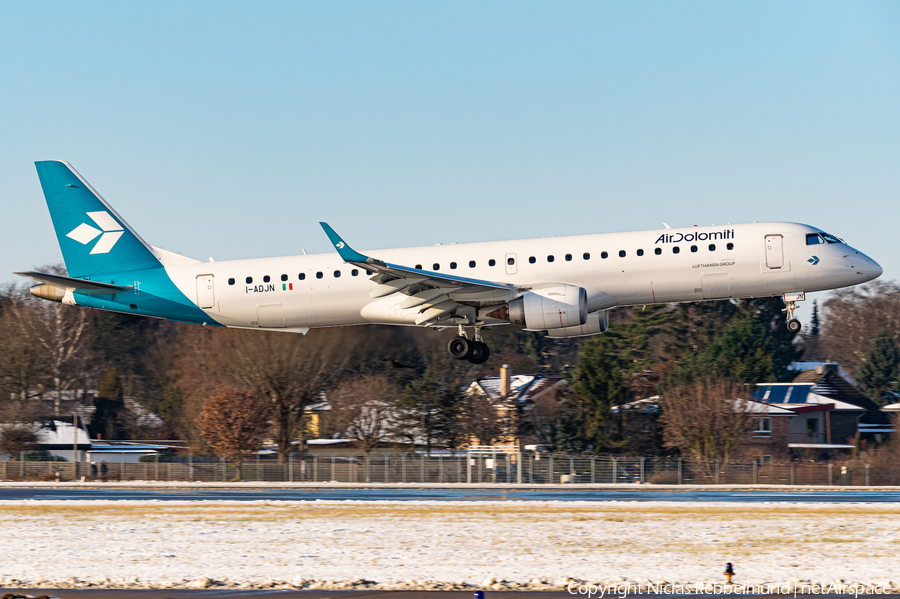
<box><xmin>320</xmin><ymin>223</ymin><xmax>516</xmax><ymax>325</ymax></box>
<box><xmin>15</xmin><ymin>271</ymin><xmax>133</xmax><ymax>294</ymax></box>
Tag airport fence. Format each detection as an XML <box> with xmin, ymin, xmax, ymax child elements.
<box><xmin>1</xmin><ymin>453</ymin><xmax>899</xmax><ymax>485</ymax></box>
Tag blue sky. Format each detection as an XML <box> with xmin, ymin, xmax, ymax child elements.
<box><xmin>2</xmin><ymin>2</ymin><xmax>898</xmax><ymax>322</ymax></box>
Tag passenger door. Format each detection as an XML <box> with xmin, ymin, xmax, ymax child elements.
<box><xmin>765</xmin><ymin>235</ymin><xmax>784</xmax><ymax>269</ymax></box>
<box><xmin>195</xmin><ymin>275</ymin><xmax>215</xmax><ymax>309</ymax></box>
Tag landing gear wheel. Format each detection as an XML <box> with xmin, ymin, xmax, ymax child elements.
<box><xmin>467</xmin><ymin>341</ymin><xmax>491</xmax><ymax>364</ymax></box>
<box><xmin>787</xmin><ymin>319</ymin><xmax>801</xmax><ymax>333</ymax></box>
<box><xmin>448</xmin><ymin>337</ymin><xmax>473</xmax><ymax>360</ymax></box>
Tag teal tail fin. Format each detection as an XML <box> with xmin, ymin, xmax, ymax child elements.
<box><xmin>34</xmin><ymin>160</ymin><xmax>161</xmax><ymax>279</ymax></box>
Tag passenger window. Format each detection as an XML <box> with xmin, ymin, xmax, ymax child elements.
<box><xmin>433</xmin><ymin>263</ymin><xmax>440</xmax><ymax>270</ymax></box>
<box><xmin>469</xmin><ymin>260</ymin><xmax>476</xmax><ymax>268</ymax></box>
<box><xmin>673</xmin><ymin>247</ymin><xmax>680</xmax><ymax>254</ymax></box>
<box><xmin>489</xmin><ymin>259</ymin><xmax>496</xmax><ymax>267</ymax></box>
<box><xmin>507</xmin><ymin>257</ymin><xmax>515</xmax><ymax>265</ymax></box>
<box><xmin>415</xmin><ymin>264</ymin><xmax>422</xmax><ymax>270</ymax></box>
<box><xmin>263</xmin><ymin>275</ymin><xmax>271</xmax><ymax>283</ymax></box>
<box><xmin>547</xmin><ymin>255</ymin><xmax>554</xmax><ymax>262</ymax></box>
<box><xmin>583</xmin><ymin>253</ymin><xmax>590</xmax><ymax>260</ymax></box>
<box><xmin>727</xmin><ymin>243</ymin><xmax>734</xmax><ymax>250</ymax></box>
<box><xmin>618</xmin><ymin>250</ymin><xmax>626</xmax><ymax>258</ymax></box>
<box><xmin>601</xmin><ymin>251</ymin><xmax>608</xmax><ymax>259</ymax></box>
<box><xmin>352</xmin><ymin>269</ymin><xmax>359</xmax><ymax>276</ymax></box>
<box><xmin>334</xmin><ymin>270</ymin><xmax>341</xmax><ymax>278</ymax></box>
<box><xmin>281</xmin><ymin>274</ymin><xmax>288</xmax><ymax>281</ymax></box>
<box><xmin>228</xmin><ymin>278</ymin><xmax>235</xmax><ymax>285</ymax></box>
<box><xmin>691</xmin><ymin>245</ymin><xmax>698</xmax><ymax>253</ymax></box>
<box><xmin>316</xmin><ymin>272</ymin><xmax>323</xmax><ymax>279</ymax></box>
<box><xmin>654</xmin><ymin>248</ymin><xmax>662</xmax><ymax>255</ymax></box>
<box><xmin>366</xmin><ymin>270</ymin><xmax>373</xmax><ymax>275</ymax></box>
<box><xmin>450</xmin><ymin>262</ymin><xmax>457</xmax><ymax>269</ymax></box>
<box><xmin>246</xmin><ymin>277</ymin><xmax>253</xmax><ymax>284</ymax></box>
<box><xmin>565</xmin><ymin>254</ymin><xmax>572</xmax><ymax>261</ymax></box>
<box><xmin>298</xmin><ymin>273</ymin><xmax>306</xmax><ymax>280</ymax></box>
<box><xmin>709</xmin><ymin>244</ymin><xmax>716</xmax><ymax>251</ymax></box>
<box><xmin>529</xmin><ymin>256</ymin><xmax>536</xmax><ymax>264</ymax></box>
<box><xmin>637</xmin><ymin>249</ymin><xmax>644</xmax><ymax>256</ymax></box>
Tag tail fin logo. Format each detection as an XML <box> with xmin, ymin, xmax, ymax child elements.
<box><xmin>66</xmin><ymin>211</ymin><xmax>125</xmax><ymax>255</ymax></box>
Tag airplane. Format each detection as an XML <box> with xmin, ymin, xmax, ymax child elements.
<box><xmin>18</xmin><ymin>160</ymin><xmax>883</xmax><ymax>364</ymax></box>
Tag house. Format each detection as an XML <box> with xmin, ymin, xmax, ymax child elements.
<box><xmin>0</xmin><ymin>418</ymin><xmax>92</xmax><ymax>462</ymax></box>
<box><xmin>789</xmin><ymin>362</ymin><xmax>894</xmax><ymax>441</ymax></box>
<box><xmin>463</xmin><ymin>365</ymin><xmax>566</xmax><ymax>450</ymax></box>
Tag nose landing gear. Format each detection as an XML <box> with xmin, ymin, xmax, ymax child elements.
<box><xmin>447</xmin><ymin>324</ymin><xmax>491</xmax><ymax>364</ymax></box>
<box><xmin>782</xmin><ymin>292</ymin><xmax>806</xmax><ymax>333</ymax></box>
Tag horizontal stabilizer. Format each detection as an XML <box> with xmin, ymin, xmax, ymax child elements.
<box><xmin>15</xmin><ymin>271</ymin><xmax>133</xmax><ymax>294</ymax></box>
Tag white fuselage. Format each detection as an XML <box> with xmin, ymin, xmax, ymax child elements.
<box><xmin>163</xmin><ymin>221</ymin><xmax>881</xmax><ymax>331</ymax></box>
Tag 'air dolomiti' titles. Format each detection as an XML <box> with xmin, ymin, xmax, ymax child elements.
<box><xmin>655</xmin><ymin>229</ymin><xmax>734</xmax><ymax>244</ymax></box>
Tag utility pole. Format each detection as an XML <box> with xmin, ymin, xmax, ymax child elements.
<box><xmin>72</xmin><ymin>412</ymin><xmax>79</xmax><ymax>479</ymax></box>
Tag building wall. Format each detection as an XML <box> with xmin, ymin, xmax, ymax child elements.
<box><xmin>735</xmin><ymin>415</ymin><xmax>792</xmax><ymax>461</ymax></box>
<box><xmin>830</xmin><ymin>412</ymin><xmax>861</xmax><ymax>446</ymax></box>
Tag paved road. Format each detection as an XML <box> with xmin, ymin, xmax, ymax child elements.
<box><xmin>1</xmin><ymin>487</ymin><xmax>900</xmax><ymax>502</ymax></box>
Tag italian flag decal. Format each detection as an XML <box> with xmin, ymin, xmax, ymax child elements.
<box><xmin>283</xmin><ymin>283</ymin><xmax>293</xmax><ymax>290</ymax></box>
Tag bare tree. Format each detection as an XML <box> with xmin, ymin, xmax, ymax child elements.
<box><xmin>458</xmin><ymin>392</ymin><xmax>514</xmax><ymax>447</ymax></box>
<box><xmin>330</xmin><ymin>374</ymin><xmax>401</xmax><ymax>453</ymax></box>
<box><xmin>659</xmin><ymin>377</ymin><xmax>754</xmax><ymax>477</ymax></box>
<box><xmin>197</xmin><ymin>387</ymin><xmax>270</xmax><ymax>471</ymax></box>
<box><xmin>0</xmin><ymin>401</ymin><xmax>43</xmax><ymax>459</ymax></box>
<box><xmin>822</xmin><ymin>281</ymin><xmax>900</xmax><ymax>374</ymax></box>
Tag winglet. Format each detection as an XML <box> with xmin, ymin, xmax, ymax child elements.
<box><xmin>319</xmin><ymin>222</ymin><xmax>371</xmax><ymax>263</ymax></box>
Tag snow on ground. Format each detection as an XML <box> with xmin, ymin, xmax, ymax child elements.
<box><xmin>0</xmin><ymin>500</ymin><xmax>898</xmax><ymax>591</ymax></box>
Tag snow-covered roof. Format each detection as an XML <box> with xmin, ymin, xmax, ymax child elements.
<box><xmin>613</xmin><ymin>396</ymin><xmax>794</xmax><ymax>415</ymax></box>
<box><xmin>34</xmin><ymin>420</ymin><xmax>92</xmax><ymax>447</ymax></box>
<box><xmin>882</xmin><ymin>403</ymin><xmax>900</xmax><ymax>412</ymax></box>
<box><xmin>466</xmin><ymin>374</ymin><xmax>564</xmax><ymax>404</ymax></box>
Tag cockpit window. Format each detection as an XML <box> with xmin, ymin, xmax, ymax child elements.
<box><xmin>821</xmin><ymin>232</ymin><xmax>841</xmax><ymax>244</ymax></box>
<box><xmin>806</xmin><ymin>233</ymin><xmax>823</xmax><ymax>245</ymax></box>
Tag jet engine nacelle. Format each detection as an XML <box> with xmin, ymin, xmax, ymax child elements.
<box><xmin>546</xmin><ymin>309</ymin><xmax>609</xmax><ymax>338</ymax></box>
<box><xmin>507</xmin><ymin>285</ymin><xmax>588</xmax><ymax>330</ymax></box>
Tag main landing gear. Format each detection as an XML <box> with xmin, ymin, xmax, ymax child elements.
<box><xmin>782</xmin><ymin>292</ymin><xmax>805</xmax><ymax>333</ymax></box>
<box><xmin>448</xmin><ymin>324</ymin><xmax>491</xmax><ymax>364</ymax></box>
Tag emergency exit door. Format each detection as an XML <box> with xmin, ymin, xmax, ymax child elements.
<box><xmin>765</xmin><ymin>235</ymin><xmax>784</xmax><ymax>269</ymax></box>
<box><xmin>196</xmin><ymin>275</ymin><xmax>215</xmax><ymax>308</ymax></box>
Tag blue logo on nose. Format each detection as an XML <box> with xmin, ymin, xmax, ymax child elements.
<box><xmin>808</xmin><ymin>256</ymin><xmax>820</xmax><ymax>265</ymax></box>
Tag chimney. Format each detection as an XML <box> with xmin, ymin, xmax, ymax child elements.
<box><xmin>500</xmin><ymin>364</ymin><xmax>510</xmax><ymax>399</ymax></box>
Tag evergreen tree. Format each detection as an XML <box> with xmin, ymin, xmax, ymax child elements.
<box><xmin>89</xmin><ymin>366</ymin><xmax>125</xmax><ymax>440</ymax></box>
<box><xmin>396</xmin><ymin>371</ymin><xmax>459</xmax><ymax>453</ymax></box>
<box><xmin>810</xmin><ymin>300</ymin><xmax>820</xmax><ymax>337</ymax></box>
<box><xmin>856</xmin><ymin>331</ymin><xmax>900</xmax><ymax>407</ymax></box>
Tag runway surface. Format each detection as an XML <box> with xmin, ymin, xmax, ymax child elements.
<box><xmin>8</xmin><ymin>591</ymin><xmax>900</xmax><ymax>599</ymax></box>
<box><xmin>1</xmin><ymin>486</ymin><xmax>900</xmax><ymax>502</ymax></box>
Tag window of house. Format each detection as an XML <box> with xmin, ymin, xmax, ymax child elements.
<box><xmin>489</xmin><ymin>259</ymin><xmax>496</xmax><ymax>266</ymax></box>
<box><xmin>263</xmin><ymin>275</ymin><xmax>271</xmax><ymax>283</ymax></box>
<box><xmin>316</xmin><ymin>272</ymin><xmax>323</xmax><ymax>279</ymax></box>
<box><xmin>565</xmin><ymin>254</ymin><xmax>572</xmax><ymax>261</ymax></box>
<box><xmin>246</xmin><ymin>276</ymin><xmax>253</xmax><ymax>284</ymax></box>
<box><xmin>281</xmin><ymin>274</ymin><xmax>288</xmax><ymax>281</ymax></box>
<box><xmin>618</xmin><ymin>250</ymin><xmax>626</xmax><ymax>257</ymax></box>
<box><xmin>655</xmin><ymin>248</ymin><xmax>662</xmax><ymax>255</ymax></box>
<box><xmin>228</xmin><ymin>278</ymin><xmax>235</xmax><ymax>285</ymax></box>
<box><xmin>601</xmin><ymin>251</ymin><xmax>608</xmax><ymax>259</ymax></box>
<box><xmin>673</xmin><ymin>246</ymin><xmax>680</xmax><ymax>254</ymax></box>
<box><xmin>469</xmin><ymin>260</ymin><xmax>476</xmax><ymax>268</ymax></box>
<box><xmin>709</xmin><ymin>244</ymin><xmax>716</xmax><ymax>251</ymax></box>
<box><xmin>298</xmin><ymin>273</ymin><xmax>305</xmax><ymax>280</ymax></box>
<box><xmin>752</xmin><ymin>417</ymin><xmax>772</xmax><ymax>437</ymax></box>
<box><xmin>529</xmin><ymin>256</ymin><xmax>536</xmax><ymax>264</ymax></box>
<box><xmin>352</xmin><ymin>269</ymin><xmax>359</xmax><ymax>276</ymax></box>
<box><xmin>583</xmin><ymin>252</ymin><xmax>590</xmax><ymax>260</ymax></box>
<box><xmin>727</xmin><ymin>243</ymin><xmax>734</xmax><ymax>250</ymax></box>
